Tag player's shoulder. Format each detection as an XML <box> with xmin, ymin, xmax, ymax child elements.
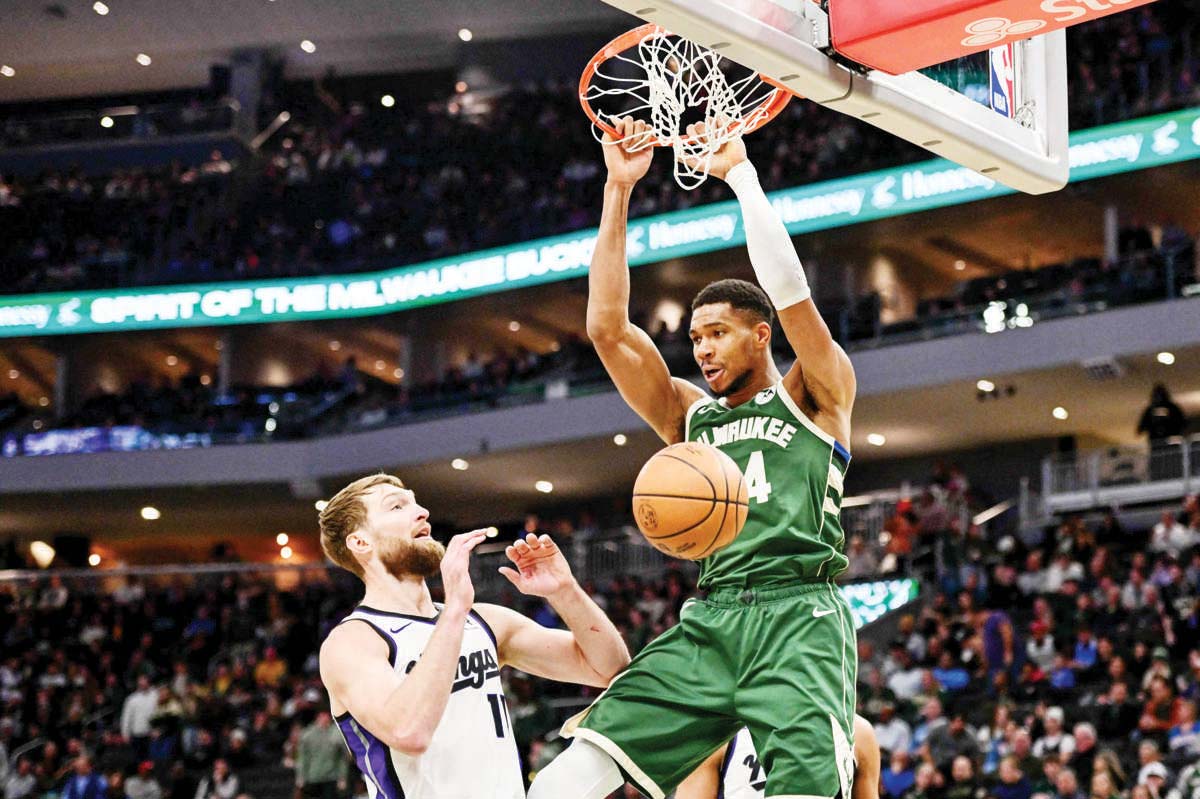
<box><xmin>321</xmin><ymin>617</ymin><xmax>391</xmax><ymax>661</ymax></box>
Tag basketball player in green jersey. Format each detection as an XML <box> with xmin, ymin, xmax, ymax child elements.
<box><xmin>526</xmin><ymin>116</ymin><xmax>858</xmax><ymax>799</ymax></box>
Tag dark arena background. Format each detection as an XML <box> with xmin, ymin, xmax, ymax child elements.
<box><xmin>1</xmin><ymin>1</ymin><xmax>1200</xmax><ymax>798</ymax></box>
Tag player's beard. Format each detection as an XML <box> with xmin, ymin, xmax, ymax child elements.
<box><xmin>379</xmin><ymin>535</ymin><xmax>445</xmax><ymax>579</ymax></box>
<box><xmin>715</xmin><ymin>365</ymin><xmax>753</xmax><ymax>398</ymax></box>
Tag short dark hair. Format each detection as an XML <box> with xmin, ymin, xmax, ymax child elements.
<box><xmin>691</xmin><ymin>279</ymin><xmax>775</xmax><ymax>327</ymax></box>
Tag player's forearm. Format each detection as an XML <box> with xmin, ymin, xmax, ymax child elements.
<box><xmin>379</xmin><ymin>606</ymin><xmax>470</xmax><ymax>752</ymax></box>
<box><xmin>725</xmin><ymin>161</ymin><xmax>811</xmax><ymax>310</ymax></box>
<box><xmin>548</xmin><ymin>582</ymin><xmax>631</xmax><ymax>683</ymax></box>
<box><xmin>586</xmin><ymin>182</ymin><xmax>636</xmax><ymax>339</ymax></box>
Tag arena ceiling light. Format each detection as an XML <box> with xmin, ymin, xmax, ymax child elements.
<box><xmin>7</xmin><ymin>369</ymin><xmax>17</xmax><ymax>380</ymax></box>
<box><xmin>300</xmin><ymin>40</ymin><xmax>316</xmax><ymax>54</ymax></box>
<box><xmin>329</xmin><ymin>340</ymin><xmax>341</xmax><ymax>351</ymax></box>
<box><xmin>457</xmin><ymin>28</ymin><xmax>473</xmax><ymax>42</ymax></box>
<box><xmin>455</xmin><ymin>81</ymin><xmax>468</xmax><ymax>93</ymax></box>
<box><xmin>0</xmin><ymin>66</ymin><xmax>15</xmax><ymax>78</ymax></box>
<box><xmin>380</xmin><ymin>94</ymin><xmax>395</xmax><ymax>108</ymax></box>
<box><xmin>88</xmin><ymin>554</ymin><xmax>102</xmax><ymax>567</ymax></box>
<box><xmin>613</xmin><ymin>434</ymin><xmax>627</xmax><ymax>446</ymax></box>
<box><xmin>280</xmin><ymin>546</ymin><xmax>293</xmax><ymax>559</ymax></box>
<box><xmin>1052</xmin><ymin>406</ymin><xmax>1069</xmax><ymax>420</ymax></box>
<box><xmin>1157</xmin><ymin>351</ymin><xmax>1176</xmax><ymax>365</ymax></box>
<box><xmin>451</xmin><ymin>458</ymin><xmax>469</xmax><ymax>471</ymax></box>
<box><xmin>535</xmin><ymin>480</ymin><xmax>554</xmax><ymax>493</ymax></box>
<box><xmin>136</xmin><ymin>53</ymin><xmax>152</xmax><ymax>67</ymax></box>
<box><xmin>276</xmin><ymin>533</ymin><xmax>289</xmax><ymax>546</ymax></box>
<box><xmin>866</xmin><ymin>433</ymin><xmax>886</xmax><ymax>447</ymax></box>
<box><xmin>140</xmin><ymin>506</ymin><xmax>161</xmax><ymax>520</ymax></box>
<box><xmin>92</xmin><ymin>2</ymin><xmax>109</xmax><ymax>15</ymax></box>
<box><xmin>38</xmin><ymin>396</ymin><xmax>49</xmax><ymax>407</ymax></box>
<box><xmin>165</xmin><ymin>355</ymin><xmax>178</xmax><ymax>366</ymax></box>
<box><xmin>314</xmin><ymin>500</ymin><xmax>328</xmax><ymax>512</ymax></box>
<box><xmin>30</xmin><ymin>541</ymin><xmax>55</xmax><ymax>569</ymax></box>
<box><xmin>508</xmin><ymin>321</ymin><xmax>520</xmax><ymax>332</ymax></box>
<box><xmin>392</xmin><ymin>368</ymin><xmax>404</xmax><ymax>379</ymax></box>
<box><xmin>976</xmin><ymin>379</ymin><xmax>995</xmax><ymax>392</ymax></box>
<box><xmin>100</xmin><ymin>116</ymin><xmax>114</xmax><ymax>128</ymax></box>
<box><xmin>954</xmin><ymin>260</ymin><xmax>966</xmax><ymax>271</ymax></box>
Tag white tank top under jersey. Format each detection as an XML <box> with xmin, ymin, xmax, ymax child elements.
<box><xmin>332</xmin><ymin>604</ymin><xmax>525</xmax><ymax>799</ymax></box>
<box><xmin>720</xmin><ymin>728</ymin><xmax>768</xmax><ymax>799</ymax></box>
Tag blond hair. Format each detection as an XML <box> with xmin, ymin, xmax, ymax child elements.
<box><xmin>318</xmin><ymin>473</ymin><xmax>405</xmax><ymax>579</ymax></box>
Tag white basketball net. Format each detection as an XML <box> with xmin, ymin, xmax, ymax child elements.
<box><xmin>584</xmin><ymin>28</ymin><xmax>786</xmax><ymax>190</ymax></box>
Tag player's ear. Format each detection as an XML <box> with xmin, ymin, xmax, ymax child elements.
<box><xmin>346</xmin><ymin>530</ymin><xmax>371</xmax><ymax>554</ymax></box>
<box><xmin>755</xmin><ymin>320</ymin><xmax>772</xmax><ymax>348</ymax></box>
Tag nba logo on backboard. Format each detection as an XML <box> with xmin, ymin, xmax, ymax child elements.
<box><xmin>989</xmin><ymin>44</ymin><xmax>1016</xmax><ymax>118</ymax></box>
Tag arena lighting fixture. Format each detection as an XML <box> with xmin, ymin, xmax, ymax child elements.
<box><xmin>265</xmin><ymin>418</ymin><xmax>277</xmax><ymax>432</ymax></box>
<box><xmin>375</xmin><ymin>360</ymin><xmax>385</xmax><ymax>371</ymax></box>
<box><xmin>458</xmin><ymin>28</ymin><xmax>473</xmax><ymax>42</ymax></box>
<box><xmin>866</xmin><ymin>433</ymin><xmax>886</xmax><ymax>447</ymax></box>
<box><xmin>485</xmin><ymin>527</ymin><xmax>499</xmax><ymax>538</ymax></box>
<box><xmin>100</xmin><ymin>116</ymin><xmax>114</xmax><ymax>128</ymax></box>
<box><xmin>7</xmin><ymin>369</ymin><xmax>17</xmax><ymax>379</ymax></box>
<box><xmin>300</xmin><ymin>40</ymin><xmax>316</xmax><ymax>54</ymax></box>
<box><xmin>31</xmin><ymin>420</ymin><xmax>43</xmax><ymax>430</ymax></box>
<box><xmin>1052</xmin><ymin>406</ymin><xmax>1069</xmax><ymax>420</ymax></box>
<box><xmin>508</xmin><ymin>321</ymin><xmax>520</xmax><ymax>332</ymax></box>
<box><xmin>268</xmin><ymin>402</ymin><xmax>279</xmax><ymax>414</ymax></box>
<box><xmin>199</xmin><ymin>374</ymin><xmax>211</xmax><ymax>386</ymax></box>
<box><xmin>314</xmin><ymin>500</ymin><xmax>328</xmax><ymax>512</ymax></box>
<box><xmin>88</xmin><ymin>554</ymin><xmax>102</xmax><ymax>567</ymax></box>
<box><xmin>392</xmin><ymin>368</ymin><xmax>404</xmax><ymax>379</ymax></box>
<box><xmin>276</xmin><ymin>533</ymin><xmax>289</xmax><ymax>546</ymax></box>
<box><xmin>976</xmin><ymin>379</ymin><xmax>995</xmax><ymax>392</ymax></box>
<box><xmin>329</xmin><ymin>340</ymin><xmax>341</xmax><ymax>351</ymax></box>
<box><xmin>280</xmin><ymin>546</ymin><xmax>294</xmax><ymax>559</ymax></box>
<box><xmin>451</xmin><ymin>458</ymin><xmax>469</xmax><ymax>471</ymax></box>
<box><xmin>380</xmin><ymin>94</ymin><xmax>395</xmax><ymax>108</ymax></box>
<box><xmin>535</xmin><ymin>480</ymin><xmax>554</xmax><ymax>493</ymax></box>
<box><xmin>1157</xmin><ymin>351</ymin><xmax>1176</xmax><ymax>365</ymax></box>
<box><xmin>954</xmin><ymin>260</ymin><xmax>966</xmax><ymax>271</ymax></box>
<box><xmin>30</xmin><ymin>541</ymin><xmax>56</xmax><ymax>569</ymax></box>
<box><xmin>38</xmin><ymin>396</ymin><xmax>49</xmax><ymax>407</ymax></box>
<box><xmin>136</xmin><ymin>54</ymin><xmax>152</xmax><ymax>67</ymax></box>
<box><xmin>0</xmin><ymin>66</ymin><xmax>14</xmax><ymax>78</ymax></box>
<box><xmin>613</xmin><ymin>434</ymin><xmax>628</xmax><ymax>446</ymax></box>
<box><xmin>165</xmin><ymin>355</ymin><xmax>178</xmax><ymax>366</ymax></box>
<box><xmin>140</xmin><ymin>506</ymin><xmax>161</xmax><ymax>520</ymax></box>
<box><xmin>455</xmin><ymin>81</ymin><xmax>469</xmax><ymax>93</ymax></box>
<box><xmin>92</xmin><ymin>1</ymin><xmax>109</xmax><ymax>14</ymax></box>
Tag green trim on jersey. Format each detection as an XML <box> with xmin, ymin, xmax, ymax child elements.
<box><xmin>686</xmin><ymin>381</ymin><xmax>850</xmax><ymax>587</ymax></box>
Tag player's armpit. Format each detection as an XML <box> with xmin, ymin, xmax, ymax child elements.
<box><xmin>778</xmin><ymin>300</ymin><xmax>857</xmax><ymax>417</ymax></box>
<box><xmin>319</xmin><ymin>622</ymin><xmax>410</xmax><ymax>748</ymax></box>
<box><xmin>473</xmin><ymin>603</ymin><xmax>612</xmax><ymax>688</ymax></box>
<box><xmin>589</xmin><ymin>321</ymin><xmax>704</xmax><ymax>443</ymax></box>
<box><xmin>673</xmin><ymin>744</ymin><xmax>726</xmax><ymax>799</ymax></box>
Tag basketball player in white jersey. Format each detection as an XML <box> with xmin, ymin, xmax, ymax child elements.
<box><xmin>676</xmin><ymin>716</ymin><xmax>881</xmax><ymax>799</ymax></box>
<box><xmin>317</xmin><ymin>473</ymin><xmax>631</xmax><ymax>799</ymax></box>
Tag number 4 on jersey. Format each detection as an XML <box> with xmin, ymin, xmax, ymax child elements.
<box><xmin>743</xmin><ymin>450</ymin><xmax>772</xmax><ymax>504</ymax></box>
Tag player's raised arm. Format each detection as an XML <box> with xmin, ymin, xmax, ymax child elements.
<box><xmin>318</xmin><ymin>530</ymin><xmax>487</xmax><ymax>755</ymax></box>
<box><xmin>587</xmin><ymin>116</ymin><xmax>705</xmax><ymax>444</ymax></box>
<box><xmin>476</xmin><ymin>533</ymin><xmax>630</xmax><ymax>687</ymax></box>
<box><xmin>693</xmin><ymin>125</ymin><xmax>856</xmax><ymax>422</ymax></box>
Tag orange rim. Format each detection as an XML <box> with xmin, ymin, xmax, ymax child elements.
<box><xmin>579</xmin><ymin>23</ymin><xmax>795</xmax><ymax>148</ymax></box>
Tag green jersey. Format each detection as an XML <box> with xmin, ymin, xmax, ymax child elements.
<box><xmin>685</xmin><ymin>380</ymin><xmax>850</xmax><ymax>587</ymax></box>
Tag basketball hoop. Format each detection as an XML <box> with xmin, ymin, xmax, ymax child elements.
<box><xmin>579</xmin><ymin>24</ymin><xmax>793</xmax><ymax>189</ymax></box>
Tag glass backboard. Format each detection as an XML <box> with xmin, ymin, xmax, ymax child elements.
<box><xmin>596</xmin><ymin>0</ymin><xmax>1069</xmax><ymax>194</ymax></box>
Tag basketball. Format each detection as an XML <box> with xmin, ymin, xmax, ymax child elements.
<box><xmin>632</xmin><ymin>442</ymin><xmax>749</xmax><ymax>560</ymax></box>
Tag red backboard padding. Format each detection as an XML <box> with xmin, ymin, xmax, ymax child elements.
<box><xmin>829</xmin><ymin>0</ymin><xmax>1158</xmax><ymax>75</ymax></box>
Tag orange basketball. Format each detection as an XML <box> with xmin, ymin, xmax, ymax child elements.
<box><xmin>631</xmin><ymin>442</ymin><xmax>749</xmax><ymax>560</ymax></box>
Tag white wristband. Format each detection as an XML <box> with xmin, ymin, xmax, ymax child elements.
<box><xmin>726</xmin><ymin>161</ymin><xmax>811</xmax><ymax>309</ymax></box>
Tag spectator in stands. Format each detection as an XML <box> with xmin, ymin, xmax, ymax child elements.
<box><xmin>1057</xmin><ymin>768</ymin><xmax>1086</xmax><ymax>799</ymax></box>
<box><xmin>946</xmin><ymin>755</ymin><xmax>987</xmax><ymax>799</ymax></box>
<box><xmin>1138</xmin><ymin>385</ymin><xmax>1187</xmax><ymax>446</ymax></box>
<box><xmin>874</xmin><ymin>701</ymin><xmax>912</xmax><ymax>757</ymax></box>
<box><xmin>61</xmin><ymin>757</ymin><xmax>107</xmax><ymax>799</ymax></box>
<box><xmin>121</xmin><ymin>676</ymin><xmax>159</xmax><ymax>758</ymax></box>
<box><xmin>254</xmin><ymin>647</ymin><xmax>288</xmax><ymax>690</ymax></box>
<box><xmin>1034</xmin><ymin>707</ymin><xmax>1076</xmax><ymax>760</ymax></box>
<box><xmin>908</xmin><ymin>763</ymin><xmax>942</xmax><ymax>799</ymax></box>
<box><xmin>997</xmin><ymin>756</ymin><xmax>1035</xmax><ymax>799</ymax></box>
<box><xmin>1167</xmin><ymin>698</ymin><xmax>1200</xmax><ymax>760</ymax></box>
<box><xmin>924</xmin><ymin>709</ymin><xmax>980</xmax><ymax>771</ymax></box>
<box><xmin>887</xmin><ymin>647</ymin><xmax>926</xmax><ymax>702</ymax></box>
<box><xmin>1141</xmin><ymin>675</ymin><xmax>1184</xmax><ymax>737</ymax></box>
<box><xmin>1151</xmin><ymin>512</ymin><xmax>1197</xmax><ymax>558</ymax></box>
<box><xmin>193</xmin><ymin>760</ymin><xmax>237</xmax><ymax>799</ymax></box>
<box><xmin>1141</xmin><ymin>763</ymin><xmax>1171</xmax><ymax>799</ymax></box>
<box><xmin>881</xmin><ymin>750</ymin><xmax>915</xmax><ymax>799</ymax></box>
<box><xmin>125</xmin><ymin>762</ymin><xmax>163</xmax><ymax>799</ymax></box>
<box><xmin>2</xmin><ymin>759</ymin><xmax>35</xmax><ymax>799</ymax></box>
<box><xmin>1137</xmin><ymin>742</ymin><xmax>1169</xmax><ymax>786</ymax></box>
<box><xmin>294</xmin><ymin>711</ymin><xmax>347</xmax><ymax>799</ymax></box>
<box><xmin>1027</xmin><ymin>621</ymin><xmax>1056</xmax><ymax>672</ymax></box>
<box><xmin>1067</xmin><ymin>724</ymin><xmax>1098</xmax><ymax>789</ymax></box>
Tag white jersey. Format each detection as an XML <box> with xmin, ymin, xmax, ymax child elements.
<box><xmin>719</xmin><ymin>728</ymin><xmax>767</xmax><ymax>799</ymax></box>
<box><xmin>333</xmin><ymin>605</ymin><xmax>525</xmax><ymax>799</ymax></box>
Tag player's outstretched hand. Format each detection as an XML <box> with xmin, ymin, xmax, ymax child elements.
<box><xmin>678</xmin><ymin>120</ymin><xmax>748</xmax><ymax>181</ymax></box>
<box><xmin>499</xmin><ymin>533</ymin><xmax>576</xmax><ymax>599</ymax></box>
<box><xmin>602</xmin><ymin>116</ymin><xmax>655</xmax><ymax>187</ymax></box>
<box><xmin>440</xmin><ymin>530</ymin><xmax>488</xmax><ymax>614</ymax></box>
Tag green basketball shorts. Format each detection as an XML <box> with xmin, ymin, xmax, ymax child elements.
<box><xmin>562</xmin><ymin>581</ymin><xmax>858</xmax><ymax>799</ymax></box>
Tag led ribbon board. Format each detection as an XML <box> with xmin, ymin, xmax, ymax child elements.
<box><xmin>2</xmin><ymin>106</ymin><xmax>1198</xmax><ymax>339</ymax></box>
